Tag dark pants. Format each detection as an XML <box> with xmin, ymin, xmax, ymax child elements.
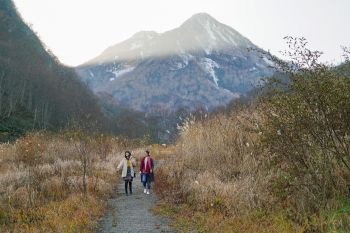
<box><xmin>125</xmin><ymin>181</ymin><xmax>132</xmax><ymax>194</ymax></box>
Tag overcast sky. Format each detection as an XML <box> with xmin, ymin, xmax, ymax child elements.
<box><xmin>13</xmin><ymin>0</ymin><xmax>350</xmax><ymax>66</ymax></box>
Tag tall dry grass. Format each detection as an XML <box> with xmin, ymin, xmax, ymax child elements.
<box><xmin>155</xmin><ymin>105</ymin><xmax>350</xmax><ymax>232</ymax></box>
<box><xmin>0</xmin><ymin>131</ymin><xmax>140</xmax><ymax>232</ymax></box>
<box><xmin>156</xmin><ymin>108</ymin><xmax>273</xmax><ymax>215</ymax></box>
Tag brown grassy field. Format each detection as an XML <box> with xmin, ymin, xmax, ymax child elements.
<box><xmin>154</xmin><ymin>107</ymin><xmax>350</xmax><ymax>233</ymax></box>
<box><xmin>0</xmin><ymin>131</ymin><xmax>143</xmax><ymax>233</ymax></box>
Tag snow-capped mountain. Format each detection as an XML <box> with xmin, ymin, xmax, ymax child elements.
<box><xmin>77</xmin><ymin>13</ymin><xmax>273</xmax><ymax>112</ymax></box>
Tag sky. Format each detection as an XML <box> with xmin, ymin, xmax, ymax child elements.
<box><xmin>13</xmin><ymin>0</ymin><xmax>350</xmax><ymax>67</ymax></box>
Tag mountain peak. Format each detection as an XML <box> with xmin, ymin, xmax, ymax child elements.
<box><xmin>178</xmin><ymin>12</ymin><xmax>252</xmax><ymax>52</ymax></box>
<box><xmin>83</xmin><ymin>13</ymin><xmax>254</xmax><ymax>65</ymax></box>
<box><xmin>181</xmin><ymin>12</ymin><xmax>219</xmax><ymax>27</ymax></box>
<box><xmin>190</xmin><ymin>12</ymin><xmax>217</xmax><ymax>21</ymax></box>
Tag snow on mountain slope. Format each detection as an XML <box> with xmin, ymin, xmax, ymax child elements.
<box><xmin>198</xmin><ymin>58</ymin><xmax>220</xmax><ymax>87</ymax></box>
<box><xmin>77</xmin><ymin>13</ymin><xmax>273</xmax><ymax>112</ymax></box>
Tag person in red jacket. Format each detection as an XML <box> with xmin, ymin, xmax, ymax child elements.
<box><xmin>140</xmin><ymin>150</ymin><xmax>154</xmax><ymax>194</ymax></box>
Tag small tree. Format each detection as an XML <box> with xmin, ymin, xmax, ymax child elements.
<box><xmin>69</xmin><ymin>129</ymin><xmax>94</xmax><ymax>200</ymax></box>
<box><xmin>16</xmin><ymin>133</ymin><xmax>46</xmax><ymax>206</ymax></box>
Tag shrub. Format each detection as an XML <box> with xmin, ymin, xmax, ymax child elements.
<box><xmin>261</xmin><ymin>37</ymin><xmax>350</xmax><ymax>220</ymax></box>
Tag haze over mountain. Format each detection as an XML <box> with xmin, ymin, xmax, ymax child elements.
<box><xmin>77</xmin><ymin>13</ymin><xmax>273</xmax><ymax>112</ymax></box>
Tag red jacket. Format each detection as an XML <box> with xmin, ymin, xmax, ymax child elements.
<box><xmin>140</xmin><ymin>156</ymin><xmax>154</xmax><ymax>174</ymax></box>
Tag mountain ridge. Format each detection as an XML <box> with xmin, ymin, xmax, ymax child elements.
<box><xmin>83</xmin><ymin>13</ymin><xmax>254</xmax><ymax>66</ymax></box>
<box><xmin>77</xmin><ymin>13</ymin><xmax>273</xmax><ymax>112</ymax></box>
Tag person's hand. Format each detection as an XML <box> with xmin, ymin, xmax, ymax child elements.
<box><xmin>150</xmin><ymin>169</ymin><xmax>153</xmax><ymax>173</ymax></box>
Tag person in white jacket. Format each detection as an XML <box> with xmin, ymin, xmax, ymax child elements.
<box><xmin>117</xmin><ymin>151</ymin><xmax>136</xmax><ymax>195</ymax></box>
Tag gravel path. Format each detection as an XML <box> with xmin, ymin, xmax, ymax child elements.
<box><xmin>98</xmin><ymin>173</ymin><xmax>176</xmax><ymax>233</ymax></box>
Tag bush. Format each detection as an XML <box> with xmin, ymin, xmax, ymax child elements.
<box><xmin>261</xmin><ymin>37</ymin><xmax>350</xmax><ymax>220</ymax></box>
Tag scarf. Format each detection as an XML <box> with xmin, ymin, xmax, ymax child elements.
<box><xmin>144</xmin><ymin>157</ymin><xmax>151</xmax><ymax>172</ymax></box>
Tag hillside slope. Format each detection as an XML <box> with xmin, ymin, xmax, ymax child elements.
<box><xmin>0</xmin><ymin>0</ymin><xmax>104</xmax><ymax>140</ymax></box>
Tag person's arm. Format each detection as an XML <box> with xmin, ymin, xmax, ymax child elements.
<box><xmin>139</xmin><ymin>157</ymin><xmax>144</xmax><ymax>173</ymax></box>
<box><xmin>151</xmin><ymin>158</ymin><xmax>154</xmax><ymax>173</ymax></box>
<box><xmin>117</xmin><ymin>159</ymin><xmax>123</xmax><ymax>170</ymax></box>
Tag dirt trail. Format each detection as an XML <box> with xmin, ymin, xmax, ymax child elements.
<box><xmin>98</xmin><ymin>173</ymin><xmax>176</xmax><ymax>233</ymax></box>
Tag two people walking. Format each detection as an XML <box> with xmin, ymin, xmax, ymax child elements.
<box><xmin>117</xmin><ymin>150</ymin><xmax>154</xmax><ymax>195</ymax></box>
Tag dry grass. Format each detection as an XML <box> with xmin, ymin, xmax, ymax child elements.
<box><xmin>156</xmin><ymin>108</ymin><xmax>271</xmax><ymax>215</ymax></box>
<box><xmin>149</xmin><ymin>144</ymin><xmax>176</xmax><ymax>160</ymax></box>
<box><xmin>155</xmin><ymin>106</ymin><xmax>350</xmax><ymax>232</ymax></box>
<box><xmin>153</xmin><ymin>202</ymin><xmax>305</xmax><ymax>233</ymax></box>
<box><xmin>0</xmin><ymin>131</ymin><xmax>139</xmax><ymax>232</ymax></box>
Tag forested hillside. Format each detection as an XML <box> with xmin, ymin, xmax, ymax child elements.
<box><xmin>0</xmin><ymin>0</ymin><xmax>104</xmax><ymax>141</ymax></box>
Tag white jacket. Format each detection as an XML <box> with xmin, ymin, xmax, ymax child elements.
<box><xmin>117</xmin><ymin>157</ymin><xmax>136</xmax><ymax>178</ymax></box>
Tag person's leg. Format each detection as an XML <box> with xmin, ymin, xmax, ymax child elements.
<box><xmin>143</xmin><ymin>181</ymin><xmax>147</xmax><ymax>193</ymax></box>
<box><xmin>142</xmin><ymin>174</ymin><xmax>147</xmax><ymax>193</ymax></box>
<box><xmin>124</xmin><ymin>181</ymin><xmax>128</xmax><ymax>195</ymax></box>
<box><xmin>129</xmin><ymin>181</ymin><xmax>132</xmax><ymax>194</ymax></box>
<box><xmin>146</xmin><ymin>175</ymin><xmax>151</xmax><ymax>194</ymax></box>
